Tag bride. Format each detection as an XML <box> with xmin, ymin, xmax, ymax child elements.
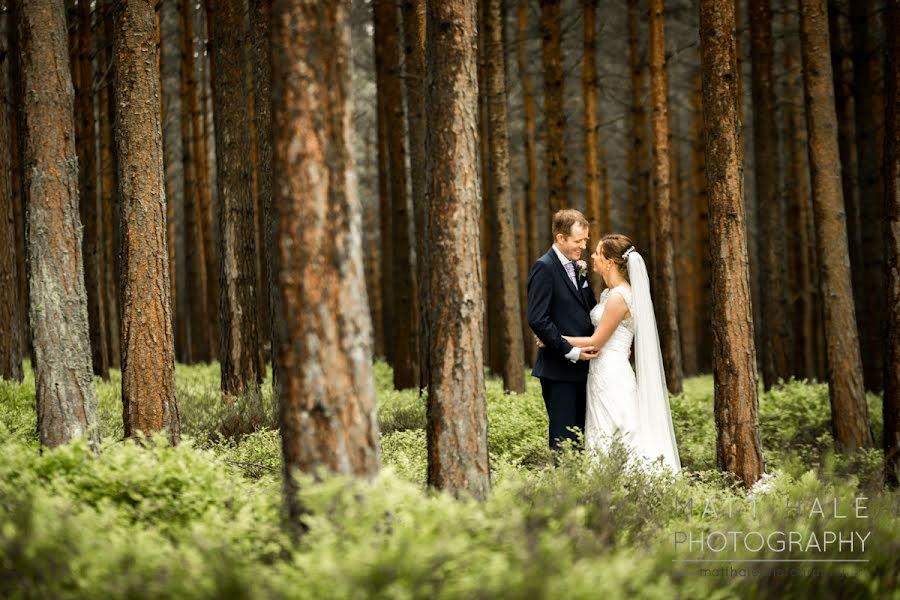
<box><xmin>562</xmin><ymin>234</ymin><xmax>681</xmax><ymax>473</ymax></box>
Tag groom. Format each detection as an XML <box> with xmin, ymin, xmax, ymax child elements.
<box><xmin>527</xmin><ymin>209</ymin><xmax>599</xmax><ymax>451</ymax></box>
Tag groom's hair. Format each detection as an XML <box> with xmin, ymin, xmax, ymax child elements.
<box><xmin>552</xmin><ymin>209</ymin><xmax>589</xmax><ymax>238</ymax></box>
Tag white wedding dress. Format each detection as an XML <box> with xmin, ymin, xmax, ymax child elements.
<box><xmin>584</xmin><ymin>286</ymin><xmax>641</xmax><ymax>454</ymax></box>
<box><xmin>583</xmin><ymin>277</ymin><xmax>681</xmax><ymax>474</ymax></box>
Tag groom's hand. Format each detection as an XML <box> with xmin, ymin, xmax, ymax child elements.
<box><xmin>578</xmin><ymin>347</ymin><xmax>599</xmax><ymax>360</ymax></box>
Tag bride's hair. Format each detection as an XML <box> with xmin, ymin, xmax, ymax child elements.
<box><xmin>600</xmin><ymin>234</ymin><xmax>635</xmax><ymax>282</ymax></box>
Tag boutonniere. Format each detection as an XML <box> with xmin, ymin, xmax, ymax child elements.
<box><xmin>576</xmin><ymin>260</ymin><xmax>588</xmax><ymax>279</ymax></box>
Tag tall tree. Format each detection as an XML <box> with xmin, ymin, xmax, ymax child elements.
<box><xmin>583</xmin><ymin>0</ymin><xmax>602</xmax><ymax>231</ymax></box>
<box><xmin>851</xmin><ymin>0</ymin><xmax>886</xmax><ymax>392</ymax></box>
<box><xmin>517</xmin><ymin>0</ymin><xmax>539</xmax><ymax>265</ymax></box>
<box><xmin>373</xmin><ymin>0</ymin><xmax>394</xmax><ymax>364</ymax></box>
<box><xmin>161</xmin><ymin>0</ymin><xmax>189</xmax><ymax>364</ymax></box>
<box><xmin>98</xmin><ymin>0</ymin><xmax>121</xmax><ymax>371</ymax></box>
<box><xmin>17</xmin><ymin>0</ymin><xmax>99</xmax><ymax>447</ymax></box>
<box><xmin>699</xmin><ymin>0</ymin><xmax>765</xmax><ymax>487</ymax></box>
<box><xmin>884</xmin><ymin>0</ymin><xmax>900</xmax><ymax>486</ymax></box>
<box><xmin>402</xmin><ymin>0</ymin><xmax>428</xmax><ymax>384</ymax></box>
<box><xmin>750</xmin><ymin>0</ymin><xmax>791</xmax><ymax>388</ymax></box>
<box><xmin>179</xmin><ymin>0</ymin><xmax>210</xmax><ymax>363</ymax></box>
<box><xmin>71</xmin><ymin>0</ymin><xmax>109</xmax><ymax>379</ymax></box>
<box><xmin>425</xmin><ymin>0</ymin><xmax>490</xmax><ymax>500</ymax></box>
<box><xmin>374</xmin><ymin>0</ymin><xmax>419</xmax><ymax>390</ymax></box>
<box><xmin>799</xmin><ymin>0</ymin><xmax>873</xmax><ymax>449</ymax></box>
<box><xmin>485</xmin><ymin>0</ymin><xmax>525</xmax><ymax>393</ymax></box>
<box><xmin>250</xmin><ymin>0</ymin><xmax>274</xmax><ymax>373</ymax></box>
<box><xmin>0</xmin><ymin>1</ymin><xmax>23</xmax><ymax>381</ymax></box>
<box><xmin>517</xmin><ymin>0</ymin><xmax>539</xmax><ymax>367</ymax></box>
<box><xmin>206</xmin><ymin>0</ymin><xmax>262</xmax><ymax>399</ymax></box>
<box><xmin>627</xmin><ymin>0</ymin><xmax>650</xmax><ymax>251</ymax></box>
<box><xmin>114</xmin><ymin>0</ymin><xmax>180</xmax><ymax>440</ymax></box>
<box><xmin>272</xmin><ymin>0</ymin><xmax>381</xmax><ymax>524</ymax></box>
<box><xmin>540</xmin><ymin>0</ymin><xmax>569</xmax><ymax>215</ymax></box>
<box><xmin>648</xmin><ymin>0</ymin><xmax>683</xmax><ymax>394</ymax></box>
<box><xmin>689</xmin><ymin>72</ymin><xmax>712</xmax><ymax>374</ymax></box>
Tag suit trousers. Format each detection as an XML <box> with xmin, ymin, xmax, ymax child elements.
<box><xmin>540</xmin><ymin>378</ymin><xmax>587</xmax><ymax>451</ymax></box>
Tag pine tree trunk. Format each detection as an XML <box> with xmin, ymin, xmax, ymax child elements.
<box><xmin>206</xmin><ymin>0</ymin><xmax>262</xmax><ymax>399</ymax></box>
<box><xmin>113</xmin><ymin>0</ymin><xmax>180</xmax><ymax>441</ymax></box>
<box><xmin>540</xmin><ymin>0</ymin><xmax>569</xmax><ymax>214</ymax></box>
<box><xmin>480</xmin><ymin>0</ymin><xmax>499</xmax><ymax>376</ymax></box>
<box><xmin>851</xmin><ymin>0</ymin><xmax>886</xmax><ymax>392</ymax></box>
<box><xmin>690</xmin><ymin>72</ymin><xmax>712</xmax><ymax>374</ymax></box>
<box><xmin>0</xmin><ymin>3</ymin><xmax>23</xmax><ymax>382</ymax></box>
<box><xmin>250</xmin><ymin>0</ymin><xmax>273</xmax><ymax>375</ymax></box>
<box><xmin>402</xmin><ymin>0</ymin><xmax>428</xmax><ymax>386</ymax></box>
<box><xmin>699</xmin><ymin>0</ymin><xmax>765</xmax><ymax>487</ymax></box>
<box><xmin>648</xmin><ymin>0</ymin><xmax>683</xmax><ymax>394</ymax></box>
<box><xmin>71</xmin><ymin>0</ymin><xmax>109</xmax><ymax>379</ymax></box>
<box><xmin>373</xmin><ymin>1</ymin><xmax>394</xmax><ymax>365</ymax></box>
<box><xmin>883</xmin><ymin>0</ymin><xmax>900</xmax><ymax>487</ymax></box>
<box><xmin>272</xmin><ymin>0</ymin><xmax>381</xmax><ymax>525</ymax></box>
<box><xmin>161</xmin><ymin>0</ymin><xmax>189</xmax><ymax>365</ymax></box>
<box><xmin>583</xmin><ymin>0</ymin><xmax>601</xmax><ymax>230</ymax></box>
<box><xmin>800</xmin><ymin>0</ymin><xmax>873</xmax><ymax>449</ymax></box>
<box><xmin>750</xmin><ymin>0</ymin><xmax>791</xmax><ymax>388</ymax></box>
<box><xmin>98</xmin><ymin>0</ymin><xmax>122</xmax><ymax>372</ymax></box>
<box><xmin>180</xmin><ymin>0</ymin><xmax>210</xmax><ymax>363</ymax></box>
<box><xmin>517</xmin><ymin>0</ymin><xmax>539</xmax><ymax>266</ymax></box>
<box><xmin>485</xmin><ymin>0</ymin><xmax>526</xmax><ymax>393</ymax></box>
<box><xmin>779</xmin><ymin>0</ymin><xmax>818</xmax><ymax>380</ymax></box>
<box><xmin>517</xmin><ymin>0</ymin><xmax>539</xmax><ymax>366</ymax></box>
<box><xmin>627</xmin><ymin>0</ymin><xmax>650</xmax><ymax>252</ymax></box>
<box><xmin>17</xmin><ymin>0</ymin><xmax>100</xmax><ymax>448</ymax></box>
<box><xmin>10</xmin><ymin>3</ymin><xmax>30</xmax><ymax>370</ymax></box>
<box><xmin>425</xmin><ymin>0</ymin><xmax>491</xmax><ymax>500</ymax></box>
<box><xmin>375</xmin><ymin>0</ymin><xmax>419</xmax><ymax>390</ymax></box>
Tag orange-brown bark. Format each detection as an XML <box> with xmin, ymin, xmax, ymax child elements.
<box><xmin>18</xmin><ymin>0</ymin><xmax>100</xmax><ymax>447</ymax></box>
<box><xmin>425</xmin><ymin>0</ymin><xmax>491</xmax><ymax>500</ymax></box>
<box><xmin>271</xmin><ymin>0</ymin><xmax>381</xmax><ymax>523</ymax></box>
<box><xmin>540</xmin><ymin>0</ymin><xmax>569</xmax><ymax>213</ymax></box>
<box><xmin>114</xmin><ymin>0</ymin><xmax>180</xmax><ymax>441</ymax></box>
<box><xmin>699</xmin><ymin>0</ymin><xmax>765</xmax><ymax>487</ymax></box>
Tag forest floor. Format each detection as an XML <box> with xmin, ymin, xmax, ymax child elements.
<box><xmin>1</xmin><ymin>362</ymin><xmax>898</xmax><ymax>599</ymax></box>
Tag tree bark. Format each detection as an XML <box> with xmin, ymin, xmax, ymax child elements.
<box><xmin>750</xmin><ymin>0</ymin><xmax>791</xmax><ymax>388</ymax></box>
<box><xmin>206</xmin><ymin>0</ymin><xmax>262</xmax><ymax>399</ymax></box>
<box><xmin>0</xmin><ymin>2</ymin><xmax>23</xmax><ymax>382</ymax></box>
<box><xmin>648</xmin><ymin>0</ymin><xmax>683</xmax><ymax>394</ymax></box>
<box><xmin>373</xmin><ymin>0</ymin><xmax>394</xmax><ymax>365</ymax></box>
<box><xmin>250</xmin><ymin>0</ymin><xmax>274</xmax><ymax>375</ymax></box>
<box><xmin>425</xmin><ymin>0</ymin><xmax>491</xmax><ymax>500</ymax></box>
<box><xmin>402</xmin><ymin>0</ymin><xmax>428</xmax><ymax>386</ymax></box>
<box><xmin>161</xmin><ymin>0</ymin><xmax>189</xmax><ymax>365</ymax></box>
<box><xmin>17</xmin><ymin>0</ymin><xmax>100</xmax><ymax>448</ymax></box>
<box><xmin>699</xmin><ymin>0</ymin><xmax>765</xmax><ymax>487</ymax></box>
<box><xmin>540</xmin><ymin>0</ymin><xmax>569</xmax><ymax>215</ymax></box>
<box><xmin>851</xmin><ymin>0</ymin><xmax>886</xmax><ymax>392</ymax></box>
<box><xmin>883</xmin><ymin>0</ymin><xmax>900</xmax><ymax>487</ymax></box>
<box><xmin>583</xmin><ymin>0</ymin><xmax>601</xmax><ymax>231</ymax></box>
<box><xmin>627</xmin><ymin>0</ymin><xmax>650</xmax><ymax>253</ymax></box>
<box><xmin>799</xmin><ymin>0</ymin><xmax>873</xmax><ymax>449</ymax></box>
<box><xmin>113</xmin><ymin>0</ymin><xmax>180</xmax><ymax>441</ymax></box>
<box><xmin>375</xmin><ymin>0</ymin><xmax>420</xmax><ymax>389</ymax></box>
<box><xmin>272</xmin><ymin>0</ymin><xmax>381</xmax><ymax>524</ymax></box>
<box><xmin>71</xmin><ymin>0</ymin><xmax>109</xmax><ymax>379</ymax></box>
<box><xmin>690</xmin><ymin>72</ymin><xmax>712</xmax><ymax>374</ymax></box>
<box><xmin>517</xmin><ymin>0</ymin><xmax>539</xmax><ymax>267</ymax></box>
<box><xmin>484</xmin><ymin>0</ymin><xmax>526</xmax><ymax>393</ymax></box>
<box><xmin>516</xmin><ymin>0</ymin><xmax>538</xmax><ymax>366</ymax></box>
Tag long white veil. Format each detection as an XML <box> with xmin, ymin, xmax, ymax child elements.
<box><xmin>627</xmin><ymin>250</ymin><xmax>681</xmax><ymax>474</ymax></box>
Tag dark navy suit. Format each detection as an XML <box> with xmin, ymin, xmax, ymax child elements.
<box><xmin>527</xmin><ymin>248</ymin><xmax>597</xmax><ymax>449</ymax></box>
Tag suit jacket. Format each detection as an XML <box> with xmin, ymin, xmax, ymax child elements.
<box><xmin>527</xmin><ymin>248</ymin><xmax>598</xmax><ymax>382</ymax></box>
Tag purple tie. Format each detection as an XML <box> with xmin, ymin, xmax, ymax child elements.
<box><xmin>564</xmin><ymin>261</ymin><xmax>577</xmax><ymax>287</ymax></box>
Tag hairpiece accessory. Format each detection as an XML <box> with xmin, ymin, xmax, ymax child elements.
<box><xmin>623</xmin><ymin>246</ymin><xmax>636</xmax><ymax>260</ymax></box>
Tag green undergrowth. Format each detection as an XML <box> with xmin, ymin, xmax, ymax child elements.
<box><xmin>0</xmin><ymin>361</ymin><xmax>897</xmax><ymax>599</ymax></box>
